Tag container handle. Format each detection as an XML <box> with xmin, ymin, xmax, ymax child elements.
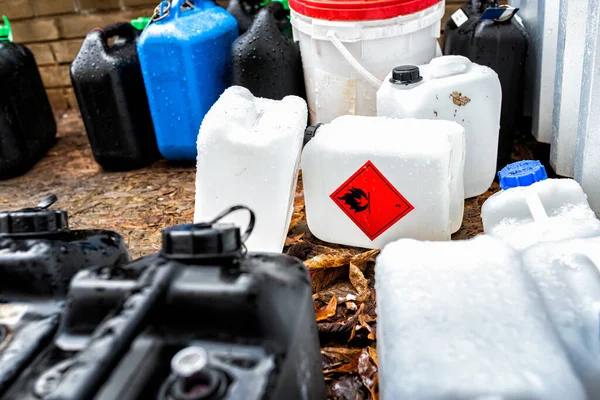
<box><xmin>96</xmin><ymin>22</ymin><xmax>138</xmax><ymax>45</ymax></box>
<box><xmin>326</xmin><ymin>31</ymin><xmax>382</xmax><ymax>89</ymax></box>
<box><xmin>169</xmin><ymin>0</ymin><xmax>195</xmax><ymax>19</ymax></box>
<box><xmin>429</xmin><ymin>55</ymin><xmax>472</xmax><ymax>79</ymax></box>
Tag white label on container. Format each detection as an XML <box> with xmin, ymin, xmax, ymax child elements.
<box><xmin>0</xmin><ymin>303</ymin><xmax>28</xmax><ymax>327</ymax></box>
<box><xmin>451</xmin><ymin>9</ymin><xmax>469</xmax><ymax>28</ymax></box>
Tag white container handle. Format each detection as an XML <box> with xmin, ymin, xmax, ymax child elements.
<box><xmin>326</xmin><ymin>31</ymin><xmax>383</xmax><ymax>89</ymax></box>
<box><xmin>429</xmin><ymin>55</ymin><xmax>472</xmax><ymax>79</ymax></box>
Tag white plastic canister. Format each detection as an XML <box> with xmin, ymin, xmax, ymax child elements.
<box><xmin>289</xmin><ymin>0</ymin><xmax>445</xmax><ymax>124</ymax></box>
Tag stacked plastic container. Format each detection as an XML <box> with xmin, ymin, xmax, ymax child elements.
<box><xmin>377</xmin><ymin>160</ymin><xmax>600</xmax><ymax>399</ymax></box>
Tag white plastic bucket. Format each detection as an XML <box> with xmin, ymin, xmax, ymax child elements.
<box><xmin>290</xmin><ymin>0</ymin><xmax>444</xmax><ymax>124</ymax></box>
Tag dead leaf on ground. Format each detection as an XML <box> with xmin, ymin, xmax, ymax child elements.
<box><xmin>284</xmin><ymin>232</ymin><xmax>304</xmax><ymax>246</ymax></box>
<box><xmin>313</xmin><ymin>280</ymin><xmax>357</xmax><ymax>303</ymax></box>
<box><xmin>319</xmin><ymin>304</ymin><xmax>363</xmax><ymax>337</ymax></box>
<box><xmin>368</xmin><ymin>346</ymin><xmax>378</xmax><ymax>367</ymax></box>
<box><xmin>358</xmin><ymin>348</ymin><xmax>378</xmax><ymax>400</ymax></box>
<box><xmin>327</xmin><ymin>374</ymin><xmax>367</xmax><ymax>400</ymax></box>
<box><xmin>316</xmin><ymin>296</ymin><xmax>338</xmax><ymax>322</ymax></box>
<box><xmin>450</xmin><ymin>91</ymin><xmax>471</xmax><ymax>106</ymax></box>
<box><xmin>348</xmin><ymin>304</ymin><xmax>366</xmax><ymax>342</ymax></box>
<box><xmin>323</xmin><ymin>358</ymin><xmax>359</xmax><ymax>374</ymax></box>
<box><xmin>305</xmin><ymin>252</ymin><xmax>354</xmax><ymax>271</ymax></box>
<box><xmin>311</xmin><ymin>266</ymin><xmax>349</xmax><ymax>293</ymax></box>
<box><xmin>288</xmin><ymin>213</ymin><xmax>304</xmax><ymax>232</ymax></box>
<box><xmin>322</xmin><ymin>347</ymin><xmax>363</xmax><ymax>363</ymax></box>
<box><xmin>349</xmin><ymin>262</ymin><xmax>370</xmax><ymax>303</ymax></box>
<box><xmin>351</xmin><ymin>249</ymin><xmax>380</xmax><ymax>270</ymax></box>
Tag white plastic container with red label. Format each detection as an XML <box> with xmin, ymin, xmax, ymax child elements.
<box><xmin>288</xmin><ymin>0</ymin><xmax>445</xmax><ymax>124</ymax></box>
<box><xmin>301</xmin><ymin>115</ymin><xmax>465</xmax><ymax>249</ymax></box>
<box><xmin>377</xmin><ymin>56</ymin><xmax>502</xmax><ymax>199</ymax></box>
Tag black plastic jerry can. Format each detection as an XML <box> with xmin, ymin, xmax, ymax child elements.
<box><xmin>70</xmin><ymin>21</ymin><xmax>160</xmax><ymax>171</ymax></box>
<box><xmin>443</xmin><ymin>1</ymin><xmax>529</xmax><ymax>166</ymax></box>
<box><xmin>4</xmin><ymin>206</ymin><xmax>327</xmax><ymax>400</ymax></box>
<box><xmin>0</xmin><ymin>195</ymin><xmax>130</xmax><ymax>397</ymax></box>
<box><xmin>231</xmin><ymin>2</ymin><xmax>306</xmax><ymax>101</ymax></box>
<box><xmin>0</xmin><ymin>16</ymin><xmax>57</xmax><ymax>180</ymax></box>
<box><xmin>227</xmin><ymin>0</ymin><xmax>263</xmax><ymax>35</ymax></box>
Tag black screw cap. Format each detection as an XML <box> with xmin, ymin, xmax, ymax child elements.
<box><xmin>390</xmin><ymin>65</ymin><xmax>423</xmax><ymax>85</ymax></box>
<box><xmin>162</xmin><ymin>223</ymin><xmax>242</xmax><ymax>259</ymax></box>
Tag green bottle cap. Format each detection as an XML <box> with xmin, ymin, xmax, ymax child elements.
<box><xmin>131</xmin><ymin>17</ymin><xmax>151</xmax><ymax>31</ymax></box>
<box><xmin>0</xmin><ymin>16</ymin><xmax>13</xmax><ymax>42</ymax></box>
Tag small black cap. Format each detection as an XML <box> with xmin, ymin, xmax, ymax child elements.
<box><xmin>390</xmin><ymin>65</ymin><xmax>423</xmax><ymax>85</ymax></box>
<box><xmin>304</xmin><ymin>123</ymin><xmax>322</xmax><ymax>146</ymax></box>
<box><xmin>162</xmin><ymin>222</ymin><xmax>242</xmax><ymax>259</ymax></box>
<box><xmin>0</xmin><ymin>209</ymin><xmax>69</xmax><ymax>236</ymax></box>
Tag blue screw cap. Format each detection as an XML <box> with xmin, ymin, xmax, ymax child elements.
<box><xmin>498</xmin><ymin>160</ymin><xmax>548</xmax><ymax>190</ymax></box>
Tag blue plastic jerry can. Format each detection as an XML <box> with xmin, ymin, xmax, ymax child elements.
<box><xmin>137</xmin><ymin>0</ymin><xmax>238</xmax><ymax>161</ymax></box>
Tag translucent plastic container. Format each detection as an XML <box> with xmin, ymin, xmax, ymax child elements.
<box><xmin>289</xmin><ymin>0</ymin><xmax>444</xmax><ymax>124</ymax></box>
<box><xmin>523</xmin><ymin>237</ymin><xmax>600</xmax><ymax>399</ymax></box>
<box><xmin>377</xmin><ymin>56</ymin><xmax>501</xmax><ymax>198</ymax></box>
<box><xmin>574</xmin><ymin>0</ymin><xmax>600</xmax><ymax>216</ymax></box>
<box><xmin>481</xmin><ymin>160</ymin><xmax>600</xmax><ymax>250</ymax></box>
<box><xmin>550</xmin><ymin>0</ymin><xmax>590</xmax><ymax>177</ymax></box>
<box><xmin>376</xmin><ymin>235</ymin><xmax>586</xmax><ymax>400</ymax></box>
<box><xmin>194</xmin><ymin>86</ymin><xmax>307</xmax><ymax>253</ymax></box>
<box><xmin>302</xmin><ymin>115</ymin><xmax>465</xmax><ymax>248</ymax></box>
<box><xmin>508</xmin><ymin>0</ymin><xmax>560</xmax><ymax>143</ymax></box>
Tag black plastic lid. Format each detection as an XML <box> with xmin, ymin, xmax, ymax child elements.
<box><xmin>390</xmin><ymin>65</ymin><xmax>423</xmax><ymax>85</ymax></box>
<box><xmin>161</xmin><ymin>206</ymin><xmax>255</xmax><ymax>260</ymax></box>
<box><xmin>0</xmin><ymin>195</ymin><xmax>69</xmax><ymax>236</ymax></box>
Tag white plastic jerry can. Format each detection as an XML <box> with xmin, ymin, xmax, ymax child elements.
<box><xmin>377</xmin><ymin>55</ymin><xmax>502</xmax><ymax>199</ymax></box>
<box><xmin>375</xmin><ymin>235</ymin><xmax>587</xmax><ymax>400</ymax></box>
<box><xmin>194</xmin><ymin>86</ymin><xmax>307</xmax><ymax>253</ymax></box>
<box><xmin>301</xmin><ymin>115</ymin><xmax>465</xmax><ymax>249</ymax></box>
<box><xmin>481</xmin><ymin>160</ymin><xmax>600</xmax><ymax>251</ymax></box>
<box><xmin>522</xmin><ymin>237</ymin><xmax>600</xmax><ymax>398</ymax></box>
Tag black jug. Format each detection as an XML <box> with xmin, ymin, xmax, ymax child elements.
<box><xmin>443</xmin><ymin>1</ymin><xmax>529</xmax><ymax>166</ymax></box>
<box><xmin>71</xmin><ymin>22</ymin><xmax>160</xmax><ymax>171</ymax></box>
<box><xmin>0</xmin><ymin>195</ymin><xmax>130</xmax><ymax>396</ymax></box>
<box><xmin>227</xmin><ymin>0</ymin><xmax>262</xmax><ymax>35</ymax></box>
<box><xmin>5</xmin><ymin>206</ymin><xmax>326</xmax><ymax>400</ymax></box>
<box><xmin>231</xmin><ymin>1</ymin><xmax>306</xmax><ymax>101</ymax></box>
<box><xmin>0</xmin><ymin>16</ymin><xmax>57</xmax><ymax>180</ymax></box>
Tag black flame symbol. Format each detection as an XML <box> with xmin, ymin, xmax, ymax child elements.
<box><xmin>338</xmin><ymin>187</ymin><xmax>370</xmax><ymax>214</ymax></box>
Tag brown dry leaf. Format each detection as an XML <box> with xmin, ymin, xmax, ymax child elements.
<box><xmin>323</xmin><ymin>357</ymin><xmax>360</xmax><ymax>374</ymax></box>
<box><xmin>327</xmin><ymin>375</ymin><xmax>367</xmax><ymax>400</ymax></box>
<box><xmin>288</xmin><ymin>241</ymin><xmax>343</xmax><ymax>261</ymax></box>
<box><xmin>311</xmin><ymin>266</ymin><xmax>349</xmax><ymax>294</ymax></box>
<box><xmin>316</xmin><ymin>296</ymin><xmax>338</xmax><ymax>322</ymax></box>
<box><xmin>350</xmin><ymin>249</ymin><xmax>380</xmax><ymax>270</ymax></box>
<box><xmin>368</xmin><ymin>346</ymin><xmax>378</xmax><ymax>367</ymax></box>
<box><xmin>348</xmin><ymin>303</ymin><xmax>365</xmax><ymax>342</ymax></box>
<box><xmin>321</xmin><ymin>347</ymin><xmax>363</xmax><ymax>363</ymax></box>
<box><xmin>357</xmin><ymin>313</ymin><xmax>376</xmax><ymax>340</ymax></box>
<box><xmin>345</xmin><ymin>301</ymin><xmax>357</xmax><ymax>311</ymax></box>
<box><xmin>450</xmin><ymin>91</ymin><xmax>471</xmax><ymax>106</ymax></box>
<box><xmin>349</xmin><ymin>262</ymin><xmax>370</xmax><ymax>303</ymax></box>
<box><xmin>284</xmin><ymin>232</ymin><xmax>304</xmax><ymax>246</ymax></box>
<box><xmin>305</xmin><ymin>252</ymin><xmax>354</xmax><ymax>271</ymax></box>
<box><xmin>358</xmin><ymin>348</ymin><xmax>378</xmax><ymax>399</ymax></box>
<box><xmin>320</xmin><ymin>303</ymin><xmax>363</xmax><ymax>337</ymax></box>
<box><xmin>288</xmin><ymin>213</ymin><xmax>304</xmax><ymax>232</ymax></box>
<box><xmin>313</xmin><ymin>280</ymin><xmax>357</xmax><ymax>303</ymax></box>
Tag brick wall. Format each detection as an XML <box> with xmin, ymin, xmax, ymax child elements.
<box><xmin>2</xmin><ymin>0</ymin><xmax>465</xmax><ymax>111</ymax></box>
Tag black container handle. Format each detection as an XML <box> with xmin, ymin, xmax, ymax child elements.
<box><xmin>208</xmin><ymin>205</ymin><xmax>255</xmax><ymax>243</ymax></box>
<box><xmin>93</xmin><ymin>22</ymin><xmax>138</xmax><ymax>47</ymax></box>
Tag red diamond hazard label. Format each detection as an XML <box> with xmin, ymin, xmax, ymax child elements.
<box><xmin>330</xmin><ymin>160</ymin><xmax>414</xmax><ymax>241</ymax></box>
